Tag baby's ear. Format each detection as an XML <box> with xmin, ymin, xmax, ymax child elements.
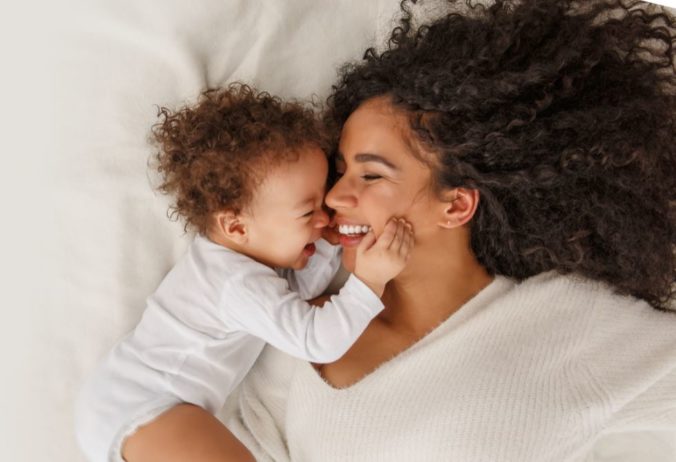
<box><xmin>213</xmin><ymin>210</ymin><xmax>248</xmax><ymax>245</ymax></box>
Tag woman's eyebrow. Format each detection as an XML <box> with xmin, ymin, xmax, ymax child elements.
<box><xmin>336</xmin><ymin>152</ymin><xmax>398</xmax><ymax>170</ymax></box>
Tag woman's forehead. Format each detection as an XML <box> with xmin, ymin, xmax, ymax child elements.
<box><xmin>338</xmin><ymin>97</ymin><xmax>438</xmax><ymax>174</ymax></box>
<box><xmin>344</xmin><ymin>96</ymin><xmax>403</xmax><ymax>127</ymax></box>
<box><xmin>339</xmin><ymin>98</ymin><xmax>413</xmax><ymax>157</ymax></box>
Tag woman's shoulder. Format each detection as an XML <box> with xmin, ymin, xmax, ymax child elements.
<box><xmin>499</xmin><ymin>270</ymin><xmax>676</xmax><ymax>350</ymax></box>
<box><xmin>513</xmin><ymin>270</ymin><xmax>673</xmax><ymax>315</ymax></box>
<box><xmin>494</xmin><ymin>271</ymin><xmax>676</xmax><ymax>430</ymax></box>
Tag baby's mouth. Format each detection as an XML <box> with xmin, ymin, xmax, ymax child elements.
<box><xmin>303</xmin><ymin>242</ymin><xmax>316</xmax><ymax>256</ymax></box>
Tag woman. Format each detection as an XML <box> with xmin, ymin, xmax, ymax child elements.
<box><xmin>123</xmin><ymin>0</ymin><xmax>676</xmax><ymax>460</ymax></box>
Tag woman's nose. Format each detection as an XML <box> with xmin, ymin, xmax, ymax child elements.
<box><xmin>325</xmin><ymin>176</ymin><xmax>357</xmax><ymax>209</ymax></box>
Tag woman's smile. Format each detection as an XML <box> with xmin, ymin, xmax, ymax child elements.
<box><xmin>331</xmin><ymin>218</ymin><xmax>372</xmax><ymax>247</ymax></box>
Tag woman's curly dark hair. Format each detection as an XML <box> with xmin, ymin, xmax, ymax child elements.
<box><xmin>152</xmin><ymin>83</ymin><xmax>329</xmax><ymax>235</ymax></box>
<box><xmin>327</xmin><ymin>0</ymin><xmax>676</xmax><ymax>310</ymax></box>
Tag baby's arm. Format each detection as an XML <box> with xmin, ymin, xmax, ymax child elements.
<box><xmin>280</xmin><ymin>237</ymin><xmax>342</xmax><ymax>300</ymax></box>
<box><xmin>224</xmin><ymin>219</ymin><xmax>413</xmax><ymax>363</ymax></box>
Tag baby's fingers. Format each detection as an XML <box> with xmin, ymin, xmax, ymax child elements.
<box><xmin>356</xmin><ymin>229</ymin><xmax>376</xmax><ymax>255</ymax></box>
<box><xmin>399</xmin><ymin>224</ymin><xmax>414</xmax><ymax>258</ymax></box>
<box><xmin>387</xmin><ymin>218</ymin><xmax>409</xmax><ymax>250</ymax></box>
<box><xmin>375</xmin><ymin>218</ymin><xmax>398</xmax><ymax>249</ymax></box>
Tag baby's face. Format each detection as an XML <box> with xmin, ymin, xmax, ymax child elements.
<box><xmin>242</xmin><ymin>146</ymin><xmax>330</xmax><ymax>270</ymax></box>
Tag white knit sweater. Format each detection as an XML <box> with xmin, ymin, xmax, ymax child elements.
<box><xmin>221</xmin><ymin>271</ymin><xmax>676</xmax><ymax>461</ymax></box>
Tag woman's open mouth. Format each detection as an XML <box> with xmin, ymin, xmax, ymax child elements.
<box><xmin>337</xmin><ymin>224</ymin><xmax>372</xmax><ymax>247</ymax></box>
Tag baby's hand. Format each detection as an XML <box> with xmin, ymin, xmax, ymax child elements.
<box><xmin>353</xmin><ymin>218</ymin><xmax>414</xmax><ymax>297</ymax></box>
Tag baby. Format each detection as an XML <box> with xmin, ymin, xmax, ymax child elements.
<box><xmin>75</xmin><ymin>84</ymin><xmax>413</xmax><ymax>462</ymax></box>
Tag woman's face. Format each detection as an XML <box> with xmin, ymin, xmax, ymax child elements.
<box><xmin>325</xmin><ymin>96</ymin><xmax>446</xmax><ymax>272</ymax></box>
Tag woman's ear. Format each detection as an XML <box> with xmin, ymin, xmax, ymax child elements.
<box><xmin>212</xmin><ymin>210</ymin><xmax>248</xmax><ymax>245</ymax></box>
<box><xmin>437</xmin><ymin>187</ymin><xmax>480</xmax><ymax>229</ymax></box>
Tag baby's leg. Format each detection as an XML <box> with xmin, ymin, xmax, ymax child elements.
<box><xmin>123</xmin><ymin>403</ymin><xmax>255</xmax><ymax>462</ymax></box>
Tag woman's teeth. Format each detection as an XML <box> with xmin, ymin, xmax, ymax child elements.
<box><xmin>338</xmin><ymin>224</ymin><xmax>371</xmax><ymax>235</ymax></box>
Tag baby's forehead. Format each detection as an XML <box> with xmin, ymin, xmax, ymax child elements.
<box><xmin>253</xmin><ymin>147</ymin><xmax>328</xmax><ymax>209</ymax></box>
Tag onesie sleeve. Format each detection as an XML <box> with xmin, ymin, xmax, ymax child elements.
<box><xmin>223</xmin><ymin>265</ymin><xmax>383</xmax><ymax>364</ymax></box>
<box><xmin>278</xmin><ymin>238</ymin><xmax>342</xmax><ymax>300</ymax></box>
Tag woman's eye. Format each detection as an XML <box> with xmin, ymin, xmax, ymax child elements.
<box><xmin>333</xmin><ymin>170</ymin><xmax>380</xmax><ymax>181</ymax></box>
<box><xmin>303</xmin><ymin>211</ymin><xmax>314</xmax><ymax>218</ymax></box>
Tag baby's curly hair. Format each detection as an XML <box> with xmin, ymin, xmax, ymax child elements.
<box><xmin>327</xmin><ymin>0</ymin><xmax>676</xmax><ymax>310</ymax></box>
<box><xmin>152</xmin><ymin>83</ymin><xmax>329</xmax><ymax>235</ymax></box>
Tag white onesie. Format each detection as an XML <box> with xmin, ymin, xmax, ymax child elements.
<box><xmin>75</xmin><ymin>234</ymin><xmax>383</xmax><ymax>462</ymax></box>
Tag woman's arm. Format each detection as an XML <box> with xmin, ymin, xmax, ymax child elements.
<box><xmin>122</xmin><ymin>404</ymin><xmax>255</xmax><ymax>462</ymax></box>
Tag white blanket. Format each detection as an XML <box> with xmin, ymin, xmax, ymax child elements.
<box><xmin>3</xmin><ymin>0</ymin><xmax>673</xmax><ymax>460</ymax></box>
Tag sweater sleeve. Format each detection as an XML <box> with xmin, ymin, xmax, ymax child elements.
<box><xmin>223</xmin><ymin>268</ymin><xmax>383</xmax><ymax>364</ymax></box>
<box><xmin>604</xmin><ymin>368</ymin><xmax>676</xmax><ymax>432</ymax></box>
<box><xmin>582</xmin><ymin>287</ymin><xmax>676</xmax><ymax>433</ymax></box>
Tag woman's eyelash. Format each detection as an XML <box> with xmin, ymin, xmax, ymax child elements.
<box><xmin>334</xmin><ymin>171</ymin><xmax>381</xmax><ymax>181</ymax></box>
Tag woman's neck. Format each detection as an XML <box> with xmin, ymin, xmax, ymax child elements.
<box><xmin>378</xmin><ymin>234</ymin><xmax>493</xmax><ymax>338</ymax></box>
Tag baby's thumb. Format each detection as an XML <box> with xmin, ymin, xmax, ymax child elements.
<box><xmin>356</xmin><ymin>230</ymin><xmax>376</xmax><ymax>255</ymax></box>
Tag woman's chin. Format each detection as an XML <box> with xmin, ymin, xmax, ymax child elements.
<box><xmin>340</xmin><ymin>247</ymin><xmax>356</xmax><ymax>273</ymax></box>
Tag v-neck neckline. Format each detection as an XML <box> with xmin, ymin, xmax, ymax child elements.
<box><xmin>302</xmin><ymin>274</ymin><xmax>515</xmax><ymax>392</ymax></box>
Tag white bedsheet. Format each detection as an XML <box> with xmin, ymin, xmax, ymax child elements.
<box><xmin>2</xmin><ymin>0</ymin><xmax>673</xmax><ymax>460</ymax></box>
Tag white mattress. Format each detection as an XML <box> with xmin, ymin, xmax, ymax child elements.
<box><xmin>2</xmin><ymin>0</ymin><xmax>673</xmax><ymax>460</ymax></box>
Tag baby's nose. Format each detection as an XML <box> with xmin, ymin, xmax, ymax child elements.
<box><xmin>314</xmin><ymin>208</ymin><xmax>330</xmax><ymax>228</ymax></box>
